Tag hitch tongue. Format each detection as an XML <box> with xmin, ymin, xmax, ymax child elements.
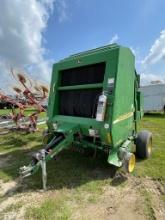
<box><xmin>19</xmin><ymin>149</ymin><xmax>47</xmax><ymax>190</ymax></box>
<box><xmin>19</xmin><ymin>127</ymin><xmax>77</xmax><ymax>190</ymax></box>
<box><xmin>40</xmin><ymin>149</ymin><xmax>47</xmax><ymax>191</ymax></box>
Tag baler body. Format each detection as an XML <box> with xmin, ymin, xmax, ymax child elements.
<box><xmin>45</xmin><ymin>44</ymin><xmax>142</xmax><ymax>166</ymax></box>
<box><xmin>20</xmin><ymin>45</ymin><xmax>145</xmax><ymax>186</ymax></box>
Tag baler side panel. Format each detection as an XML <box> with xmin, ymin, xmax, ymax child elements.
<box><xmin>100</xmin><ymin>49</ymin><xmax>119</xmax><ymax>145</ymax></box>
<box><xmin>111</xmin><ymin>47</ymin><xmax>135</xmax><ymax>146</ymax></box>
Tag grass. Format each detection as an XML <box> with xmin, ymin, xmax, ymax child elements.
<box><xmin>141</xmin><ymin>189</ymin><xmax>156</xmax><ymax>220</ymax></box>
<box><xmin>0</xmin><ymin>131</ymin><xmax>44</xmax><ymax>182</ymax></box>
<box><xmin>134</xmin><ymin>113</ymin><xmax>165</xmax><ymax>181</ymax></box>
<box><xmin>0</xmin><ymin>108</ymin><xmax>46</xmax><ymax>119</ymax></box>
<box><xmin>0</xmin><ymin>201</ymin><xmax>23</xmax><ymax>220</ymax></box>
<box><xmin>0</xmin><ymin>113</ymin><xmax>164</xmax><ymax>219</ymax></box>
<box><xmin>3</xmin><ymin>201</ymin><xmax>23</xmax><ymax>213</ymax></box>
<box><xmin>25</xmin><ymin>195</ymin><xmax>71</xmax><ymax>220</ymax></box>
<box><xmin>0</xmin><ymin>109</ymin><xmax>11</xmax><ymax>115</ymax></box>
<box><xmin>0</xmin><ymin>113</ymin><xmax>164</xmax><ymax>184</ymax></box>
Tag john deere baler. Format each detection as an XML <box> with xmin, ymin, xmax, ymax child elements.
<box><xmin>20</xmin><ymin>44</ymin><xmax>152</xmax><ymax>189</ymax></box>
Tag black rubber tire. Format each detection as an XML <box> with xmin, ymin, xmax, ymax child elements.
<box><xmin>136</xmin><ymin>130</ymin><xmax>152</xmax><ymax>159</ymax></box>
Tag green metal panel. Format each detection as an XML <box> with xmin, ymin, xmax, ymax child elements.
<box><xmin>111</xmin><ymin>47</ymin><xmax>135</xmax><ymax>147</ymax></box>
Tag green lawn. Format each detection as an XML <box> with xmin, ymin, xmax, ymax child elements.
<box><xmin>0</xmin><ymin>113</ymin><xmax>164</xmax><ymax>219</ymax></box>
<box><xmin>0</xmin><ymin>108</ymin><xmax>46</xmax><ymax>119</ymax></box>
<box><xmin>135</xmin><ymin>113</ymin><xmax>165</xmax><ymax>181</ymax></box>
<box><xmin>0</xmin><ymin>109</ymin><xmax>11</xmax><ymax>115</ymax></box>
<box><xmin>0</xmin><ymin>113</ymin><xmax>164</xmax><ymax>184</ymax></box>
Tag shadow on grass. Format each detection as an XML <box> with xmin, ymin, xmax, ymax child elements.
<box><xmin>0</xmin><ymin>144</ymin><xmax>123</xmax><ymax>198</ymax></box>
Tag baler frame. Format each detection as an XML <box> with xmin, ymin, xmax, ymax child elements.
<box><xmin>19</xmin><ymin>44</ymin><xmax>152</xmax><ymax>190</ymax></box>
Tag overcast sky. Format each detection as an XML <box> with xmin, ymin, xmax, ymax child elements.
<box><xmin>0</xmin><ymin>0</ymin><xmax>165</xmax><ymax>92</ymax></box>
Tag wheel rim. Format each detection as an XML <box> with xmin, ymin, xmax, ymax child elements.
<box><xmin>128</xmin><ymin>154</ymin><xmax>136</xmax><ymax>173</ymax></box>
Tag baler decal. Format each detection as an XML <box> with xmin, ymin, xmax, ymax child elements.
<box><xmin>113</xmin><ymin>112</ymin><xmax>133</xmax><ymax>124</ymax></box>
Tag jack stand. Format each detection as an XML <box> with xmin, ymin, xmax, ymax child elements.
<box><xmin>41</xmin><ymin>149</ymin><xmax>47</xmax><ymax>190</ymax></box>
